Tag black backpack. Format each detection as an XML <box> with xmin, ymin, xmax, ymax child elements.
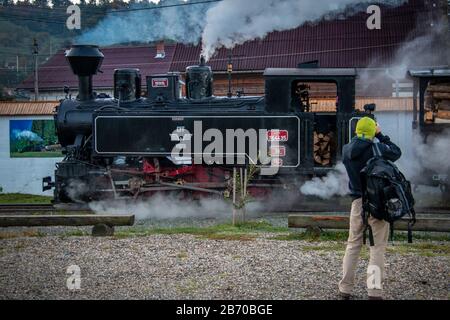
<box><xmin>360</xmin><ymin>143</ymin><xmax>416</xmax><ymax>246</ymax></box>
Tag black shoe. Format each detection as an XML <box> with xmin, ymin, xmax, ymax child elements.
<box><xmin>338</xmin><ymin>292</ymin><xmax>352</xmax><ymax>300</ymax></box>
<box><xmin>368</xmin><ymin>296</ymin><xmax>383</xmax><ymax>300</ymax></box>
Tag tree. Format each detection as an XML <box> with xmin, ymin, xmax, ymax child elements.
<box><xmin>0</xmin><ymin>0</ymin><xmax>15</xmax><ymax>7</ymax></box>
<box><xmin>33</xmin><ymin>0</ymin><xmax>50</xmax><ymax>8</ymax></box>
<box><xmin>31</xmin><ymin>120</ymin><xmax>57</xmax><ymax>145</ymax></box>
<box><xmin>52</xmin><ymin>0</ymin><xmax>73</xmax><ymax>9</ymax></box>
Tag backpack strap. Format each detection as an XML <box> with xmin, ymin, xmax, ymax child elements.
<box><xmin>362</xmin><ymin>211</ymin><xmax>368</xmax><ymax>245</ymax></box>
<box><xmin>360</xmin><ymin>165</ymin><xmax>375</xmax><ymax>247</ymax></box>
<box><xmin>407</xmin><ymin>208</ymin><xmax>417</xmax><ymax>244</ymax></box>
<box><xmin>372</xmin><ymin>142</ymin><xmax>382</xmax><ymax>158</ymax></box>
<box><xmin>361</xmin><ymin>202</ymin><xmax>375</xmax><ymax>247</ymax></box>
<box><xmin>367</xmin><ymin>224</ymin><xmax>375</xmax><ymax>247</ymax></box>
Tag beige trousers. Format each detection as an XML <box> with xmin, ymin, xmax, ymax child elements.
<box><xmin>338</xmin><ymin>198</ymin><xmax>389</xmax><ymax>298</ymax></box>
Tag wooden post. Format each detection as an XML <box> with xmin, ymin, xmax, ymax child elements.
<box><xmin>242</xmin><ymin>168</ymin><xmax>247</xmax><ymax>222</ymax></box>
<box><xmin>33</xmin><ymin>39</ymin><xmax>39</xmax><ymax>101</ymax></box>
<box><xmin>232</xmin><ymin>167</ymin><xmax>237</xmax><ymax>226</ymax></box>
<box><xmin>240</xmin><ymin>167</ymin><xmax>244</xmax><ymax>223</ymax></box>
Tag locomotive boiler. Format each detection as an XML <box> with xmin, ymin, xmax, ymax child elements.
<box><xmin>43</xmin><ymin>45</ymin><xmax>371</xmax><ymax>203</ymax></box>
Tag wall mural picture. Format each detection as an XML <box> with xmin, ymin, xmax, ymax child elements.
<box><xmin>9</xmin><ymin>120</ymin><xmax>63</xmax><ymax>158</ymax></box>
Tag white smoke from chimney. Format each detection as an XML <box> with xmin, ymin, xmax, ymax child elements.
<box><xmin>78</xmin><ymin>0</ymin><xmax>408</xmax><ymax>55</ymax></box>
<box><xmin>77</xmin><ymin>0</ymin><xmax>212</xmax><ymax>46</ymax></box>
<box><xmin>201</xmin><ymin>0</ymin><xmax>407</xmax><ymax>61</ymax></box>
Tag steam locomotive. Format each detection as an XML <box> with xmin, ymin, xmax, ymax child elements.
<box><xmin>43</xmin><ymin>45</ymin><xmax>372</xmax><ymax>203</ymax></box>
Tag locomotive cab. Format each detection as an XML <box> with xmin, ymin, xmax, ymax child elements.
<box><xmin>264</xmin><ymin>68</ymin><xmax>362</xmax><ymax>172</ymax></box>
<box><xmin>409</xmin><ymin>68</ymin><xmax>450</xmax><ymax>193</ymax></box>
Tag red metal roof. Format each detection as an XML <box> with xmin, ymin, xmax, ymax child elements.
<box><xmin>170</xmin><ymin>1</ymin><xmax>426</xmax><ymax>72</ymax></box>
<box><xmin>18</xmin><ymin>45</ymin><xmax>176</xmax><ymax>90</ymax></box>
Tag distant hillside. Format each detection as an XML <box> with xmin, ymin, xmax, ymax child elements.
<box><xmin>0</xmin><ymin>0</ymin><xmax>153</xmax><ymax>92</ymax></box>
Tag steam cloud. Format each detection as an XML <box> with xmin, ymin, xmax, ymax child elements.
<box><xmin>359</xmin><ymin>20</ymin><xmax>449</xmax><ymax>90</ymax></box>
<box><xmin>66</xmin><ymin>180</ymin><xmax>89</xmax><ymax>203</ymax></box>
<box><xmin>78</xmin><ymin>0</ymin><xmax>407</xmax><ymax>60</ymax></box>
<box><xmin>300</xmin><ymin>163</ymin><xmax>349</xmax><ymax>199</ymax></box>
<box><xmin>201</xmin><ymin>0</ymin><xmax>407</xmax><ymax>60</ymax></box>
<box><xmin>400</xmin><ymin>130</ymin><xmax>450</xmax><ymax>183</ymax></box>
<box><xmin>77</xmin><ymin>0</ymin><xmax>212</xmax><ymax>46</ymax></box>
<box><xmin>357</xmin><ymin>16</ymin><xmax>449</xmax><ymax>185</ymax></box>
<box><xmin>89</xmin><ymin>195</ymin><xmax>232</xmax><ymax>220</ymax></box>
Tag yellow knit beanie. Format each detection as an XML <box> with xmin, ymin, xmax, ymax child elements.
<box><xmin>355</xmin><ymin>117</ymin><xmax>376</xmax><ymax>139</ymax></box>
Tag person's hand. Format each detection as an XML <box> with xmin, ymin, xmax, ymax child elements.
<box><xmin>376</xmin><ymin>124</ymin><xmax>382</xmax><ymax>135</ymax></box>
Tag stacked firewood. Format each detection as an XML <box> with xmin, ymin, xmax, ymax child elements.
<box><xmin>425</xmin><ymin>82</ymin><xmax>450</xmax><ymax>121</ymax></box>
<box><xmin>314</xmin><ymin>132</ymin><xmax>332</xmax><ymax>166</ymax></box>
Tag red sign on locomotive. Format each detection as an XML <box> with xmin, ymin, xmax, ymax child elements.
<box><xmin>267</xmin><ymin>130</ymin><xmax>289</xmax><ymax>142</ymax></box>
<box><xmin>152</xmin><ymin>78</ymin><xmax>169</xmax><ymax>88</ymax></box>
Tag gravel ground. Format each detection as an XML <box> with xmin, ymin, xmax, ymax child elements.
<box><xmin>0</xmin><ymin>233</ymin><xmax>448</xmax><ymax>300</ymax></box>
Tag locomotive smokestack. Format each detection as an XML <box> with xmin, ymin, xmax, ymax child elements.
<box><xmin>65</xmin><ymin>45</ymin><xmax>104</xmax><ymax>101</ymax></box>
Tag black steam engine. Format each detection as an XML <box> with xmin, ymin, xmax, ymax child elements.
<box><xmin>43</xmin><ymin>45</ymin><xmax>371</xmax><ymax>203</ymax></box>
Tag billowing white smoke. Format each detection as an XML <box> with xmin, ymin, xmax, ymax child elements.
<box><xmin>401</xmin><ymin>130</ymin><xmax>450</xmax><ymax>182</ymax></box>
<box><xmin>89</xmin><ymin>194</ymin><xmax>234</xmax><ymax>220</ymax></box>
<box><xmin>298</xmin><ymin>128</ymin><xmax>450</xmax><ymax>200</ymax></box>
<box><xmin>357</xmin><ymin>18</ymin><xmax>449</xmax><ymax>183</ymax></box>
<box><xmin>78</xmin><ymin>0</ymin><xmax>407</xmax><ymax>57</ymax></box>
<box><xmin>12</xmin><ymin>130</ymin><xmax>43</xmax><ymax>142</ymax></box>
<box><xmin>201</xmin><ymin>0</ymin><xmax>407</xmax><ymax>60</ymax></box>
<box><xmin>66</xmin><ymin>180</ymin><xmax>89</xmax><ymax>203</ymax></box>
<box><xmin>300</xmin><ymin>163</ymin><xmax>349</xmax><ymax>199</ymax></box>
<box><xmin>387</xmin><ymin>22</ymin><xmax>449</xmax><ymax>80</ymax></box>
<box><xmin>77</xmin><ymin>0</ymin><xmax>213</xmax><ymax>46</ymax></box>
<box><xmin>359</xmin><ymin>21</ymin><xmax>449</xmax><ymax>90</ymax></box>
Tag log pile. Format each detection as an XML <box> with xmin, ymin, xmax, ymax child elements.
<box><xmin>425</xmin><ymin>82</ymin><xmax>450</xmax><ymax>122</ymax></box>
<box><xmin>314</xmin><ymin>132</ymin><xmax>332</xmax><ymax>166</ymax></box>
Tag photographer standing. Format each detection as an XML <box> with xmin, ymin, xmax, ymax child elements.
<box><xmin>338</xmin><ymin>117</ymin><xmax>402</xmax><ymax>300</ymax></box>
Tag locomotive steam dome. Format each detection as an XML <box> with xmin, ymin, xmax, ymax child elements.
<box><xmin>114</xmin><ymin>69</ymin><xmax>142</xmax><ymax>102</ymax></box>
<box><xmin>66</xmin><ymin>45</ymin><xmax>104</xmax><ymax>101</ymax></box>
<box><xmin>185</xmin><ymin>56</ymin><xmax>213</xmax><ymax>99</ymax></box>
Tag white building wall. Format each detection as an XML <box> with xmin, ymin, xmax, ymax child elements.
<box><xmin>0</xmin><ymin>116</ymin><xmax>62</xmax><ymax>196</ymax></box>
